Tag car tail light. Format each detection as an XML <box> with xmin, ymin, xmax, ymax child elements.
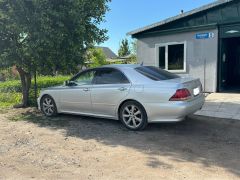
<box><xmin>169</xmin><ymin>88</ymin><xmax>191</xmax><ymax>101</ymax></box>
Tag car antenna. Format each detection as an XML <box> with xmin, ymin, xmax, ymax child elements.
<box><xmin>140</xmin><ymin>62</ymin><xmax>143</xmax><ymax>66</ymax></box>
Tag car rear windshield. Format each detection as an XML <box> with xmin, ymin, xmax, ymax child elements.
<box><xmin>135</xmin><ymin>66</ymin><xmax>179</xmax><ymax>81</ymax></box>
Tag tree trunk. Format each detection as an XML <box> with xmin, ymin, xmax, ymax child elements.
<box><xmin>16</xmin><ymin>66</ymin><xmax>31</xmax><ymax>108</ymax></box>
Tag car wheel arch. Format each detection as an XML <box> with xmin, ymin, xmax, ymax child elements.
<box><xmin>117</xmin><ymin>99</ymin><xmax>147</xmax><ymax>120</ymax></box>
<box><xmin>40</xmin><ymin>94</ymin><xmax>58</xmax><ymax>112</ymax></box>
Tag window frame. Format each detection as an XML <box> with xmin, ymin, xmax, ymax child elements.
<box><xmin>155</xmin><ymin>41</ymin><xmax>187</xmax><ymax>73</ymax></box>
<box><xmin>92</xmin><ymin>67</ymin><xmax>131</xmax><ymax>85</ymax></box>
<box><xmin>69</xmin><ymin>69</ymin><xmax>96</xmax><ymax>86</ymax></box>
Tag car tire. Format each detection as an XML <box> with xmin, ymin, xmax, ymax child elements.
<box><xmin>119</xmin><ymin>101</ymin><xmax>148</xmax><ymax>131</ymax></box>
<box><xmin>40</xmin><ymin>95</ymin><xmax>58</xmax><ymax>117</ymax></box>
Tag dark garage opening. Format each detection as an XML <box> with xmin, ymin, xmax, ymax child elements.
<box><xmin>220</xmin><ymin>37</ymin><xmax>240</xmax><ymax>92</ymax></box>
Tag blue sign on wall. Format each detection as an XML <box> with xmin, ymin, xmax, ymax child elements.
<box><xmin>196</xmin><ymin>32</ymin><xmax>214</xmax><ymax>39</ymax></box>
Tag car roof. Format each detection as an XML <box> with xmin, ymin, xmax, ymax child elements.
<box><xmin>71</xmin><ymin>64</ymin><xmax>150</xmax><ymax>84</ymax></box>
<box><xmin>99</xmin><ymin>64</ymin><xmax>149</xmax><ymax>84</ymax></box>
<box><xmin>101</xmin><ymin>64</ymin><xmax>141</xmax><ymax>69</ymax></box>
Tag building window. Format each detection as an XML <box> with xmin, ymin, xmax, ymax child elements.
<box><xmin>168</xmin><ymin>44</ymin><xmax>184</xmax><ymax>70</ymax></box>
<box><xmin>156</xmin><ymin>42</ymin><xmax>186</xmax><ymax>73</ymax></box>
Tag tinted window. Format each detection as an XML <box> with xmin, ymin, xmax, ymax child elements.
<box><xmin>94</xmin><ymin>68</ymin><xmax>129</xmax><ymax>84</ymax></box>
<box><xmin>135</xmin><ymin>66</ymin><xmax>179</xmax><ymax>81</ymax></box>
<box><xmin>168</xmin><ymin>44</ymin><xmax>184</xmax><ymax>70</ymax></box>
<box><xmin>71</xmin><ymin>70</ymin><xmax>95</xmax><ymax>85</ymax></box>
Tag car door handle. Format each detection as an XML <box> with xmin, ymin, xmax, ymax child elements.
<box><xmin>118</xmin><ymin>87</ymin><xmax>127</xmax><ymax>91</ymax></box>
<box><xmin>83</xmin><ymin>88</ymin><xmax>89</xmax><ymax>92</ymax></box>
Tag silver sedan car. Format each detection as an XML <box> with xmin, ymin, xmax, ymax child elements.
<box><xmin>38</xmin><ymin>64</ymin><xmax>204</xmax><ymax>130</ymax></box>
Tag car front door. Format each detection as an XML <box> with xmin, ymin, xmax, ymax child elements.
<box><xmin>60</xmin><ymin>69</ymin><xmax>96</xmax><ymax>114</ymax></box>
<box><xmin>91</xmin><ymin>68</ymin><xmax>131</xmax><ymax>118</ymax></box>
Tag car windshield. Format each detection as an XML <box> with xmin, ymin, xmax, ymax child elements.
<box><xmin>135</xmin><ymin>66</ymin><xmax>179</xmax><ymax>81</ymax></box>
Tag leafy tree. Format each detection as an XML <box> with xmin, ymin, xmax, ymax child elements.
<box><xmin>118</xmin><ymin>38</ymin><xmax>131</xmax><ymax>57</ymax></box>
<box><xmin>129</xmin><ymin>39</ymin><xmax>137</xmax><ymax>63</ymax></box>
<box><xmin>118</xmin><ymin>38</ymin><xmax>137</xmax><ymax>64</ymax></box>
<box><xmin>87</xmin><ymin>48</ymin><xmax>107</xmax><ymax>68</ymax></box>
<box><xmin>0</xmin><ymin>0</ymin><xmax>110</xmax><ymax>107</ymax></box>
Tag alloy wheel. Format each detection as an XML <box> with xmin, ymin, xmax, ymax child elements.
<box><xmin>42</xmin><ymin>97</ymin><xmax>55</xmax><ymax>116</ymax></box>
<box><xmin>122</xmin><ymin>105</ymin><xmax>143</xmax><ymax>129</ymax></box>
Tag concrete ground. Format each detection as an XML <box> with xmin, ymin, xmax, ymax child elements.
<box><xmin>195</xmin><ymin>93</ymin><xmax>240</xmax><ymax>120</ymax></box>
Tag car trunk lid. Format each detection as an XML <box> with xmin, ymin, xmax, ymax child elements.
<box><xmin>161</xmin><ymin>77</ymin><xmax>202</xmax><ymax>98</ymax></box>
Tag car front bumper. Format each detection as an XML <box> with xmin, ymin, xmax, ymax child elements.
<box><xmin>37</xmin><ymin>97</ymin><xmax>41</xmax><ymax>110</ymax></box>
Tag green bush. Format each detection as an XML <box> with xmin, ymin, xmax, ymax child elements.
<box><xmin>0</xmin><ymin>75</ymin><xmax>70</xmax><ymax>108</ymax></box>
<box><xmin>0</xmin><ymin>75</ymin><xmax>70</xmax><ymax>93</ymax></box>
<box><xmin>0</xmin><ymin>92</ymin><xmax>22</xmax><ymax>107</ymax></box>
<box><xmin>0</xmin><ymin>80</ymin><xmax>22</xmax><ymax>93</ymax></box>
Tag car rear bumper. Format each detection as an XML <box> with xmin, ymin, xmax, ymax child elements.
<box><xmin>144</xmin><ymin>94</ymin><xmax>205</xmax><ymax>123</ymax></box>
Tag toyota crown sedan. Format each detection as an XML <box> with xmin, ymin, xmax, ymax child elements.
<box><xmin>38</xmin><ymin>64</ymin><xmax>204</xmax><ymax>130</ymax></box>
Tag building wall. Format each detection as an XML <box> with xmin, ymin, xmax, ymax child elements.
<box><xmin>137</xmin><ymin>29</ymin><xmax>218</xmax><ymax>92</ymax></box>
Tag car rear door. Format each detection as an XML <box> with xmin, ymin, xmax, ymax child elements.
<box><xmin>91</xmin><ymin>68</ymin><xmax>131</xmax><ymax>118</ymax></box>
<box><xmin>60</xmin><ymin>69</ymin><xmax>95</xmax><ymax>114</ymax></box>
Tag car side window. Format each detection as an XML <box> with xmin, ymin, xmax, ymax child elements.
<box><xmin>93</xmin><ymin>68</ymin><xmax>129</xmax><ymax>84</ymax></box>
<box><xmin>71</xmin><ymin>70</ymin><xmax>95</xmax><ymax>85</ymax></box>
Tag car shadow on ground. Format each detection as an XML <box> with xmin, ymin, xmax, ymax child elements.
<box><xmin>13</xmin><ymin>109</ymin><xmax>240</xmax><ymax>177</ymax></box>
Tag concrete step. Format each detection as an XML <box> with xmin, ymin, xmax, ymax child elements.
<box><xmin>194</xmin><ymin>93</ymin><xmax>240</xmax><ymax>120</ymax></box>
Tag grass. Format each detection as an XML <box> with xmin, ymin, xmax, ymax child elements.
<box><xmin>8</xmin><ymin>114</ymin><xmax>25</xmax><ymax>121</ymax></box>
<box><xmin>6</xmin><ymin>109</ymin><xmax>69</xmax><ymax>128</ymax></box>
<box><xmin>0</xmin><ymin>75</ymin><xmax>70</xmax><ymax>108</ymax></box>
<box><xmin>7</xmin><ymin>111</ymin><xmax>43</xmax><ymax>122</ymax></box>
<box><xmin>0</xmin><ymin>108</ymin><xmax>10</xmax><ymax>114</ymax></box>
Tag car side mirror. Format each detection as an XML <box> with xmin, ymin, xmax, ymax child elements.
<box><xmin>64</xmin><ymin>80</ymin><xmax>69</xmax><ymax>86</ymax></box>
<box><xmin>64</xmin><ymin>80</ymin><xmax>77</xmax><ymax>86</ymax></box>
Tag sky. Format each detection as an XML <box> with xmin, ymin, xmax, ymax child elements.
<box><xmin>99</xmin><ymin>0</ymin><xmax>215</xmax><ymax>54</ymax></box>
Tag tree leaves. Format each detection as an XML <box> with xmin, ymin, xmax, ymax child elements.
<box><xmin>0</xmin><ymin>0</ymin><xmax>111</xmax><ymax>74</ymax></box>
<box><xmin>118</xmin><ymin>38</ymin><xmax>131</xmax><ymax>57</ymax></box>
<box><xmin>0</xmin><ymin>0</ymin><xmax>111</xmax><ymax>106</ymax></box>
